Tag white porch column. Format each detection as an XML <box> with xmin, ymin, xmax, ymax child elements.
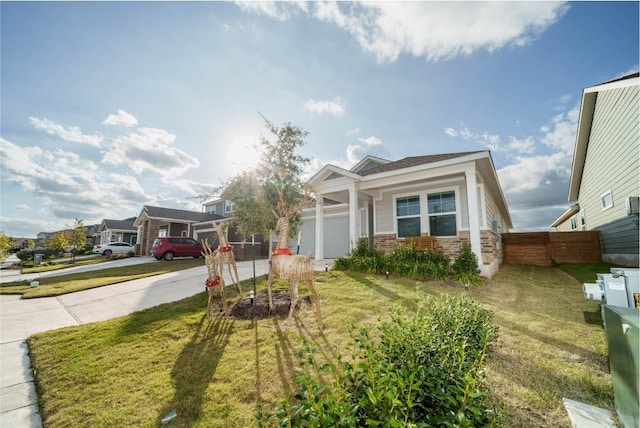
<box><xmin>465</xmin><ymin>169</ymin><xmax>483</xmax><ymax>265</ymax></box>
<box><xmin>349</xmin><ymin>183</ymin><xmax>358</xmax><ymax>251</ymax></box>
<box><xmin>314</xmin><ymin>196</ymin><xmax>324</xmax><ymax>260</ymax></box>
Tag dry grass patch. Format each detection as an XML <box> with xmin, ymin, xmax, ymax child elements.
<box><xmin>28</xmin><ymin>265</ymin><xmax>612</xmax><ymax>427</ymax></box>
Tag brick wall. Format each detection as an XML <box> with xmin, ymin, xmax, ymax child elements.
<box><xmin>139</xmin><ymin>220</ymin><xmax>160</xmax><ymax>256</ymax></box>
<box><xmin>372</xmin><ymin>233</ymin><xmax>397</xmax><ymax>254</ymax></box>
<box><xmin>373</xmin><ymin>231</ymin><xmax>495</xmax><ymax>265</ymax></box>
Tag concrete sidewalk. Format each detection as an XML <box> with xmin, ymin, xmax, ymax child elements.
<box><xmin>0</xmin><ymin>257</ymin><xmax>333</xmax><ymax>427</ymax></box>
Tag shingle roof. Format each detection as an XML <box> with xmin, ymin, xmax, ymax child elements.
<box><xmin>600</xmin><ymin>72</ymin><xmax>639</xmax><ymax>85</ymax></box>
<box><xmin>357</xmin><ymin>151</ymin><xmax>484</xmax><ymax>176</ymax></box>
<box><xmin>103</xmin><ymin>219</ymin><xmax>136</xmax><ymax>230</ymax></box>
<box><xmin>142</xmin><ymin>205</ymin><xmax>223</xmax><ymax>222</ymax></box>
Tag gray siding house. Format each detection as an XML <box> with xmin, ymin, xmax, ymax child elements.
<box><xmin>552</xmin><ymin>73</ymin><xmax>639</xmax><ymax>266</ymax></box>
<box><xmin>300</xmin><ymin>151</ymin><xmax>513</xmax><ymax>277</ymax></box>
<box><xmin>96</xmin><ymin>218</ymin><xmax>138</xmax><ymax>245</ymax></box>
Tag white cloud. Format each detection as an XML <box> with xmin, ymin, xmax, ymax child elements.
<box><xmin>347</xmin><ymin>135</ymin><xmax>388</xmax><ymax>163</ymax></box>
<box><xmin>167</xmin><ymin>178</ymin><xmax>218</xmax><ymax>197</ymax></box>
<box><xmin>15</xmin><ymin>204</ymin><xmax>30</xmax><ymax>210</ymax></box>
<box><xmin>29</xmin><ymin>117</ymin><xmax>103</xmax><ymax>147</ymax></box>
<box><xmin>506</xmin><ymin>136</ymin><xmax>535</xmax><ymax>154</ymax></box>
<box><xmin>304</xmin><ymin>97</ymin><xmax>346</xmax><ymax>116</ymax></box>
<box><xmin>234</xmin><ymin>1</ymin><xmax>307</xmax><ymax>21</ymax></box>
<box><xmin>102</xmin><ymin>127</ymin><xmax>200</xmax><ymax>176</ymax></box>
<box><xmin>103</xmin><ymin>109</ymin><xmax>138</xmax><ymax>128</ymax></box>
<box><xmin>443</xmin><ymin>124</ymin><xmax>502</xmax><ymax>152</ymax></box>
<box><xmin>292</xmin><ymin>2</ymin><xmax>570</xmax><ymax>62</ymax></box>
<box><xmin>498</xmin><ymin>152</ymin><xmax>570</xmax><ymax>194</ymax></box>
<box><xmin>305</xmin><ymin>134</ymin><xmax>390</xmax><ymax>178</ymax></box>
<box><xmin>0</xmin><ymin>137</ymin><xmax>154</xmax><ymax>225</ymax></box>
<box><xmin>539</xmin><ymin>106</ymin><xmax>579</xmax><ymax>154</ymax></box>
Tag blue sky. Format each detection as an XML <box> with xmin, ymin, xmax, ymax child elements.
<box><xmin>1</xmin><ymin>1</ymin><xmax>638</xmax><ymax>238</ymax></box>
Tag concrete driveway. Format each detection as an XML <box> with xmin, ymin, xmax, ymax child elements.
<box><xmin>0</xmin><ymin>256</ymin><xmax>333</xmax><ymax>427</ymax></box>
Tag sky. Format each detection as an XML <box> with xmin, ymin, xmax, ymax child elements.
<box><xmin>1</xmin><ymin>1</ymin><xmax>638</xmax><ymax>238</ymax></box>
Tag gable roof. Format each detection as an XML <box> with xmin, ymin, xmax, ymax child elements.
<box><xmin>134</xmin><ymin>205</ymin><xmax>224</xmax><ymax>226</ymax></box>
<box><xmin>349</xmin><ymin>155</ymin><xmax>391</xmax><ymax>174</ymax></box>
<box><xmin>357</xmin><ymin>151</ymin><xmax>485</xmax><ymax>176</ymax></box>
<box><xmin>101</xmin><ymin>218</ymin><xmax>136</xmax><ymax>231</ymax></box>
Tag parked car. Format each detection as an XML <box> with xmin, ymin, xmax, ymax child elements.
<box><xmin>151</xmin><ymin>237</ymin><xmax>203</xmax><ymax>261</ymax></box>
<box><xmin>92</xmin><ymin>242</ymin><xmax>134</xmax><ymax>256</ymax></box>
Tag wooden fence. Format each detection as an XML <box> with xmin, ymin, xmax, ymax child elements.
<box><xmin>502</xmin><ymin>231</ymin><xmax>602</xmax><ymax>266</ymax></box>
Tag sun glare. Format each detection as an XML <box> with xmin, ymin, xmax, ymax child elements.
<box><xmin>222</xmin><ymin>131</ymin><xmax>262</xmax><ymax>173</ymax></box>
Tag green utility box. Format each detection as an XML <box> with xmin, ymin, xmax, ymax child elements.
<box><xmin>603</xmin><ymin>305</ymin><xmax>639</xmax><ymax>428</ymax></box>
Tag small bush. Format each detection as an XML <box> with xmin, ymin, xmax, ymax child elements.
<box><xmin>16</xmin><ymin>248</ymin><xmax>62</xmax><ymax>261</ymax></box>
<box><xmin>258</xmin><ymin>294</ymin><xmax>502</xmax><ymax>427</ymax></box>
<box><xmin>452</xmin><ymin>242</ymin><xmax>481</xmax><ymax>286</ymax></box>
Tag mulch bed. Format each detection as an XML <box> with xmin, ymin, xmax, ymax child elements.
<box><xmin>228</xmin><ymin>291</ymin><xmax>312</xmax><ymax>320</ymax></box>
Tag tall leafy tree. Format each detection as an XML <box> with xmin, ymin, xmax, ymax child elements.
<box><xmin>69</xmin><ymin>218</ymin><xmax>87</xmax><ymax>252</ymax></box>
<box><xmin>0</xmin><ymin>233</ymin><xmax>14</xmax><ymax>256</ymax></box>
<box><xmin>50</xmin><ymin>232</ymin><xmax>69</xmax><ymax>250</ymax></box>
<box><xmin>206</xmin><ymin>115</ymin><xmax>314</xmax><ymax>241</ymax></box>
<box><xmin>254</xmin><ymin>114</ymin><xmax>313</xmax><ymax>237</ymax></box>
<box><xmin>221</xmin><ymin>170</ymin><xmax>271</xmax><ymax>239</ymax></box>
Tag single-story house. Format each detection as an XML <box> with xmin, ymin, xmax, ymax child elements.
<box><xmin>299</xmin><ymin>150</ymin><xmax>513</xmax><ymax>277</ymax></box>
<box><xmin>133</xmin><ymin>205</ymin><xmax>225</xmax><ymax>256</ymax></box>
<box><xmin>551</xmin><ymin>72</ymin><xmax>639</xmax><ymax>266</ymax></box>
<box><xmin>96</xmin><ymin>217</ymin><xmax>138</xmax><ymax>245</ymax></box>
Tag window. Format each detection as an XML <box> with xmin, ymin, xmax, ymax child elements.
<box><xmin>427</xmin><ymin>191</ymin><xmax>457</xmax><ymax>236</ymax></box>
<box><xmin>225</xmin><ymin>200</ymin><xmax>235</xmax><ymax>213</ymax></box>
<box><xmin>580</xmin><ymin>210</ymin><xmax>586</xmax><ymax>229</ymax></box>
<box><xmin>601</xmin><ymin>190</ymin><xmax>613</xmax><ymax>210</ymax></box>
<box><xmin>208</xmin><ymin>206</ymin><xmax>217</xmax><ymax>214</ymax></box>
<box><xmin>396</xmin><ymin>196</ymin><xmax>420</xmax><ymax>238</ymax></box>
<box><xmin>571</xmin><ymin>216</ymin><xmax>577</xmax><ymax>230</ymax></box>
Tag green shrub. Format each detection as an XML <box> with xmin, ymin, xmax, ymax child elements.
<box><xmin>16</xmin><ymin>248</ymin><xmax>62</xmax><ymax>261</ymax></box>
<box><xmin>452</xmin><ymin>243</ymin><xmax>481</xmax><ymax>286</ymax></box>
<box><xmin>258</xmin><ymin>294</ymin><xmax>502</xmax><ymax>427</ymax></box>
<box><xmin>334</xmin><ymin>242</ymin><xmax>452</xmax><ymax>282</ymax></box>
<box><xmin>334</xmin><ymin>241</ymin><xmax>486</xmax><ymax>286</ymax></box>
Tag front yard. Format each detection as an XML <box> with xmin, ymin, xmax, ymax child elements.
<box><xmin>27</xmin><ymin>264</ymin><xmax>612</xmax><ymax>427</ymax></box>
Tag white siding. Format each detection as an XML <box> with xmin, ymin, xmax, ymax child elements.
<box><xmin>374</xmin><ymin>178</ymin><xmax>469</xmax><ymax>236</ymax></box>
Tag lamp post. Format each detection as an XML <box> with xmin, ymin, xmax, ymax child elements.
<box><xmin>252</xmin><ymin>234</ymin><xmax>256</xmax><ymax>306</ymax></box>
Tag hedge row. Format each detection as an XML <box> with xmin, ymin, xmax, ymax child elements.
<box><xmin>333</xmin><ymin>240</ymin><xmax>482</xmax><ymax>285</ymax></box>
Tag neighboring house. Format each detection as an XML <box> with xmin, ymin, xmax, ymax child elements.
<box><xmin>552</xmin><ymin>73</ymin><xmax>639</xmax><ymax>266</ymax></box>
<box><xmin>202</xmin><ymin>198</ymin><xmax>236</xmax><ymax>217</ymax></box>
<box><xmin>96</xmin><ymin>217</ymin><xmax>138</xmax><ymax>245</ymax></box>
<box><xmin>133</xmin><ymin>205</ymin><xmax>225</xmax><ymax>256</ymax></box>
<box><xmin>86</xmin><ymin>224</ymin><xmax>101</xmax><ymax>245</ymax></box>
<box><xmin>36</xmin><ymin>231</ymin><xmax>54</xmax><ymax>242</ymax></box>
<box><xmin>301</xmin><ymin>150</ymin><xmax>513</xmax><ymax>277</ymax></box>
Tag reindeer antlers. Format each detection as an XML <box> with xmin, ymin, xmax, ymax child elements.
<box><xmin>274</xmin><ymin>186</ymin><xmax>313</xmax><ymax>219</ymax></box>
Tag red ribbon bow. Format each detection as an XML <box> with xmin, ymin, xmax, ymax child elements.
<box><xmin>218</xmin><ymin>245</ymin><xmax>233</xmax><ymax>253</ymax></box>
<box><xmin>205</xmin><ymin>276</ymin><xmax>221</xmax><ymax>288</ymax></box>
<box><xmin>272</xmin><ymin>247</ymin><xmax>292</xmax><ymax>256</ymax></box>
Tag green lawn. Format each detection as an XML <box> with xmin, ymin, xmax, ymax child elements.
<box><xmin>27</xmin><ymin>264</ymin><xmax>613</xmax><ymax>427</ymax></box>
<box><xmin>20</xmin><ymin>255</ymin><xmax>105</xmax><ymax>273</ymax></box>
<box><xmin>1</xmin><ymin>258</ymin><xmax>205</xmax><ymax>298</ymax></box>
